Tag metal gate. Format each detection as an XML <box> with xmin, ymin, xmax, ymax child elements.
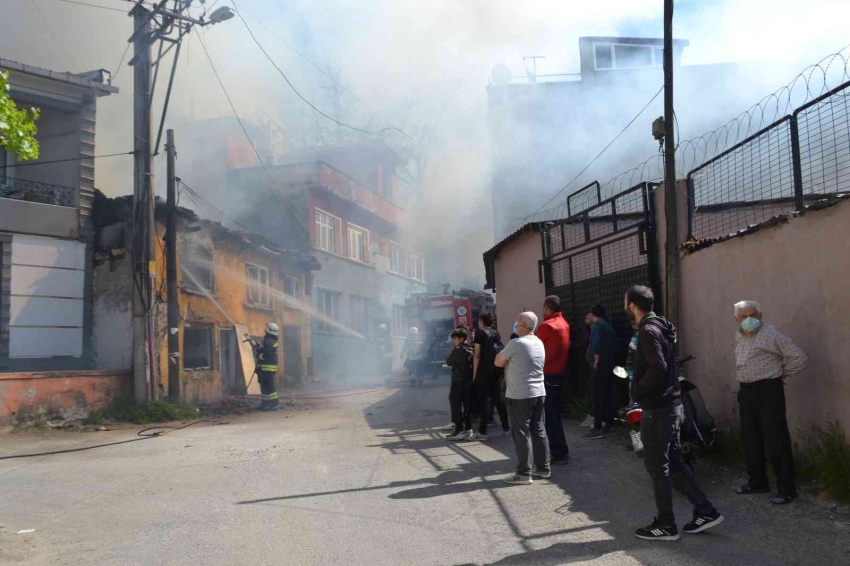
<box><xmin>539</xmin><ymin>182</ymin><xmax>661</xmax><ymax>398</ymax></box>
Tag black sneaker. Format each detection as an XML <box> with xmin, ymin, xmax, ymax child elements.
<box><xmin>682</xmin><ymin>510</ymin><xmax>724</xmax><ymax>534</ymax></box>
<box><xmin>634</xmin><ymin>519</ymin><xmax>680</xmax><ymax>541</ymax></box>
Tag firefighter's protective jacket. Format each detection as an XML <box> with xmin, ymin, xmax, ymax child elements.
<box><xmin>256</xmin><ymin>334</ymin><xmax>279</xmax><ymax>373</ymax></box>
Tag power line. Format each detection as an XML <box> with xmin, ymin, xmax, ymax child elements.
<box><xmin>179</xmin><ymin>180</ymin><xmax>254</xmax><ymax>233</ymax></box>
<box><xmin>230</xmin><ymin>0</ymin><xmax>420</xmax><ymax>145</ymax></box>
<box><xmin>2</xmin><ymin>151</ymin><xmax>135</xmax><ymax>169</ymax></box>
<box><xmin>54</xmin><ymin>0</ymin><xmax>127</xmax><ymax>12</ymax></box>
<box><xmin>194</xmin><ymin>30</ymin><xmax>309</xmax><ymax>234</ymax></box>
<box><xmin>522</xmin><ymin>85</ymin><xmax>664</xmax><ymax>222</ymax></box>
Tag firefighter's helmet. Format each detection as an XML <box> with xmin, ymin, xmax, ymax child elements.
<box><xmin>379</xmin><ymin>323</ymin><xmax>388</xmax><ymax>331</ymax></box>
<box><xmin>408</xmin><ymin>327</ymin><xmax>419</xmax><ymax>336</ymax></box>
<box><xmin>265</xmin><ymin>322</ymin><xmax>280</xmax><ymax>336</ymax></box>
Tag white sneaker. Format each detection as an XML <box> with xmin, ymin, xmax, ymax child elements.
<box><xmin>462</xmin><ymin>429</ymin><xmax>474</xmax><ymax>441</ymax></box>
<box><xmin>440</xmin><ymin>423</ymin><xmax>456</xmax><ymax>432</ymax></box>
<box><xmin>504</xmin><ymin>473</ymin><xmax>533</xmax><ymax>485</ymax></box>
<box><xmin>446</xmin><ymin>431</ymin><xmax>465</xmax><ymax>441</ymax></box>
<box><xmin>474</xmin><ymin>432</ymin><xmax>488</xmax><ymax>441</ymax></box>
<box><xmin>531</xmin><ymin>468</ymin><xmax>552</xmax><ymax>479</ymax></box>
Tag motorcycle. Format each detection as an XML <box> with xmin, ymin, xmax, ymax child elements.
<box><xmin>616</xmin><ymin>355</ymin><xmax>717</xmax><ymax>461</ymax></box>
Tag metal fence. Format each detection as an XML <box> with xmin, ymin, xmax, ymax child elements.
<box><xmin>0</xmin><ymin>176</ymin><xmax>76</xmax><ymax>208</ymax></box>
<box><xmin>687</xmin><ymin>80</ymin><xmax>850</xmax><ymax>241</ymax></box>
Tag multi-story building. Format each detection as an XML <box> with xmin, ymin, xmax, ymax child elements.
<box><xmin>230</xmin><ymin>141</ymin><xmax>427</xmax><ymax>378</ymax></box>
<box><xmin>0</xmin><ymin>59</ymin><xmax>127</xmax><ymax>424</ymax></box>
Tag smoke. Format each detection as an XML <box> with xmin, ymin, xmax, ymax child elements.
<box><xmin>2</xmin><ymin>0</ymin><xmax>849</xmax><ymax>289</ymax></box>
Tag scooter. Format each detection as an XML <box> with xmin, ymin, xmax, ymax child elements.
<box><xmin>616</xmin><ymin>356</ymin><xmax>716</xmax><ymax>460</ymax></box>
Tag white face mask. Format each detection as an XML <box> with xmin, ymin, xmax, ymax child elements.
<box><xmin>741</xmin><ymin>317</ymin><xmax>761</xmax><ymax>333</ymax></box>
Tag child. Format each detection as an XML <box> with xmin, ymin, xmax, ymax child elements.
<box><xmin>445</xmin><ymin>327</ymin><xmax>474</xmax><ymax>440</ymax></box>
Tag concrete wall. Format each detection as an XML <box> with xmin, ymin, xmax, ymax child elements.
<box><xmin>679</xmin><ymin>199</ymin><xmax>850</xmax><ymax>437</ymax></box>
<box><xmin>0</xmin><ymin>370</ymin><xmax>132</xmax><ymax>425</ymax></box>
<box><xmin>92</xmin><ymin>249</ymin><xmax>133</xmax><ymax>371</ymax></box>
<box><xmin>493</xmin><ymin>231</ymin><xmax>546</xmax><ymax>328</ymax></box>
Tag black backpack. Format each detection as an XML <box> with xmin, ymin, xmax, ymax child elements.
<box><xmin>480</xmin><ymin>328</ymin><xmax>504</xmax><ymax>367</ymax></box>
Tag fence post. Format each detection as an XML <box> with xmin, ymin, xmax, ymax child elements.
<box><xmin>686</xmin><ymin>175</ymin><xmax>696</xmax><ymax>238</ymax></box>
<box><xmin>790</xmin><ymin>115</ymin><xmax>805</xmax><ymax>214</ymax></box>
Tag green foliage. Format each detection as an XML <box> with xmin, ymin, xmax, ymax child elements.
<box><xmin>795</xmin><ymin>421</ymin><xmax>850</xmax><ymax>504</ymax></box>
<box><xmin>562</xmin><ymin>395</ymin><xmax>589</xmax><ymax>421</ymax></box>
<box><xmin>86</xmin><ymin>409</ymin><xmax>104</xmax><ymax>426</ymax></box>
<box><xmin>105</xmin><ymin>399</ymin><xmax>198</xmax><ymax>424</ymax></box>
<box><xmin>0</xmin><ymin>70</ymin><xmax>40</xmax><ymax>161</ymax></box>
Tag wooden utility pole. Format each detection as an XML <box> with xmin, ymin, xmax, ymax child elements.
<box><xmin>663</xmin><ymin>0</ymin><xmax>680</xmax><ymax>327</ymax></box>
<box><xmin>165</xmin><ymin>129</ymin><xmax>180</xmax><ymax>401</ymax></box>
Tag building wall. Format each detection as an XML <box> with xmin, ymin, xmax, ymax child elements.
<box><xmin>92</xmin><ymin>248</ymin><xmax>133</xmax><ymax>371</ymax></box>
<box><xmin>679</xmin><ymin>199</ymin><xmax>850</xmax><ymax>437</ymax></box>
<box><xmin>0</xmin><ymin>370</ymin><xmax>132</xmax><ymax>425</ymax></box>
<box><xmin>493</xmin><ymin>231</ymin><xmax>546</xmax><ymax>327</ymax></box>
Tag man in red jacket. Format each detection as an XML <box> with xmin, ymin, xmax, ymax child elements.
<box><xmin>536</xmin><ymin>295</ymin><xmax>570</xmax><ymax>464</ymax></box>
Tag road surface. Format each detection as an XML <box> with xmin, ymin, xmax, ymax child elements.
<box><xmin>1</xmin><ymin>380</ymin><xmax>848</xmax><ymax>565</ymax></box>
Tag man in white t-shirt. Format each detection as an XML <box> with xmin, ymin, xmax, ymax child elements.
<box><xmin>495</xmin><ymin>311</ymin><xmax>550</xmax><ymax>485</ymax></box>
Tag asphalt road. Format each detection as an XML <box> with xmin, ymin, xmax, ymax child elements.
<box><xmin>1</xmin><ymin>380</ymin><xmax>848</xmax><ymax>566</ymax></box>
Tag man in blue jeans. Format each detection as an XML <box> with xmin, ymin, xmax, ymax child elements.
<box><xmin>625</xmin><ymin>285</ymin><xmax>724</xmax><ymax>541</ymax></box>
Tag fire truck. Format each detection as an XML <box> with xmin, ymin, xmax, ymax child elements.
<box><xmin>404</xmin><ymin>289</ymin><xmax>496</xmax><ymax>378</ymax></box>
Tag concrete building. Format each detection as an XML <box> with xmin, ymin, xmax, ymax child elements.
<box><xmin>488</xmin><ymin>36</ymin><xmax>793</xmax><ymax>241</ymax></box>
<box><xmin>0</xmin><ymin>59</ymin><xmax>125</xmax><ymax>424</ymax></box>
<box><xmin>92</xmin><ymin>194</ymin><xmax>320</xmax><ymax>404</ymax></box>
<box><xmin>230</xmin><ymin>141</ymin><xmax>427</xmax><ymax>378</ymax></box>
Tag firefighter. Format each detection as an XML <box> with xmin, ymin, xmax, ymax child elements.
<box><xmin>255</xmin><ymin>322</ymin><xmax>280</xmax><ymax>410</ymax></box>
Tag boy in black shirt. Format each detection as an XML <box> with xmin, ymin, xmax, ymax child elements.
<box><xmin>445</xmin><ymin>328</ymin><xmax>474</xmax><ymax>441</ymax></box>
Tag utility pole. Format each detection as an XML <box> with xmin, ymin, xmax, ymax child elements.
<box><xmin>663</xmin><ymin>0</ymin><xmax>680</xmax><ymax>328</ymax></box>
<box><xmin>131</xmin><ymin>2</ymin><xmax>155</xmax><ymax>403</ymax></box>
<box><xmin>165</xmin><ymin>129</ymin><xmax>180</xmax><ymax>401</ymax></box>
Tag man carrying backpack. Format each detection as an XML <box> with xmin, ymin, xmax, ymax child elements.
<box><xmin>473</xmin><ymin>313</ymin><xmax>510</xmax><ymax>440</ymax></box>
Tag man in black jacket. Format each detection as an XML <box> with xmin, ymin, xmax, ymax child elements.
<box><xmin>445</xmin><ymin>328</ymin><xmax>475</xmax><ymax>441</ymax></box>
<box><xmin>625</xmin><ymin>285</ymin><xmax>723</xmax><ymax>541</ymax></box>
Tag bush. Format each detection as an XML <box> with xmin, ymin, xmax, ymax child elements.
<box><xmin>562</xmin><ymin>396</ymin><xmax>589</xmax><ymax>421</ymax></box>
<box><xmin>795</xmin><ymin>421</ymin><xmax>850</xmax><ymax>504</ymax></box>
<box><xmin>105</xmin><ymin>399</ymin><xmax>198</xmax><ymax>424</ymax></box>
<box><xmin>86</xmin><ymin>409</ymin><xmax>104</xmax><ymax>426</ymax></box>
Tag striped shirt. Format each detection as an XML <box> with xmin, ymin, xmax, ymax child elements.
<box><xmin>735</xmin><ymin>323</ymin><xmax>807</xmax><ymax>383</ymax></box>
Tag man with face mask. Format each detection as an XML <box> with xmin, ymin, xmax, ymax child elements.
<box><xmin>733</xmin><ymin>301</ymin><xmax>807</xmax><ymax>505</ymax></box>
<box><xmin>625</xmin><ymin>285</ymin><xmax>722</xmax><ymax>541</ymax></box>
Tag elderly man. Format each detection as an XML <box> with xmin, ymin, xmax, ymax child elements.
<box><xmin>734</xmin><ymin>301</ymin><xmax>807</xmax><ymax>505</ymax></box>
<box><xmin>495</xmin><ymin>312</ymin><xmax>550</xmax><ymax>485</ymax></box>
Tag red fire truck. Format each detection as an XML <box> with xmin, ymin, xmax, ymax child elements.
<box><xmin>405</xmin><ymin>289</ymin><xmax>496</xmax><ymax>378</ymax></box>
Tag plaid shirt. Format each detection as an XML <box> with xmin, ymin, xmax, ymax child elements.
<box><xmin>735</xmin><ymin>323</ymin><xmax>807</xmax><ymax>383</ymax></box>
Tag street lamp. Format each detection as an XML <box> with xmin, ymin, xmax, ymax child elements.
<box><xmin>209</xmin><ymin>6</ymin><xmax>235</xmax><ymax>25</ymax></box>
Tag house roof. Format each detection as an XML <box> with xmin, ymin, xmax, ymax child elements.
<box><xmin>482</xmin><ymin>222</ymin><xmax>545</xmax><ymax>291</ymax></box>
<box><xmin>0</xmin><ymin>59</ymin><xmax>119</xmax><ymax>95</ymax></box>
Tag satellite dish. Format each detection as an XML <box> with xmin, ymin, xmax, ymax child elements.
<box><xmin>491</xmin><ymin>64</ymin><xmax>512</xmax><ymax>85</ymax></box>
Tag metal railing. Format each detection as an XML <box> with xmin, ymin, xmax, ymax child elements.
<box><xmin>0</xmin><ymin>177</ymin><xmax>76</xmax><ymax>208</ymax></box>
<box><xmin>687</xmin><ymin>79</ymin><xmax>850</xmax><ymax>241</ymax></box>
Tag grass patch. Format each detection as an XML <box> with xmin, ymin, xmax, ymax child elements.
<box><xmin>795</xmin><ymin>421</ymin><xmax>850</xmax><ymax>504</ymax></box>
<box><xmin>12</xmin><ymin>420</ymin><xmax>48</xmax><ymax>433</ymax></box>
<box><xmin>104</xmin><ymin>399</ymin><xmax>198</xmax><ymax>424</ymax></box>
<box><xmin>704</xmin><ymin>427</ymin><xmax>746</xmax><ymax>467</ymax></box>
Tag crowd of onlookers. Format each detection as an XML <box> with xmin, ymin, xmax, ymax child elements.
<box><xmin>430</xmin><ymin>285</ymin><xmax>808</xmax><ymax>542</ymax></box>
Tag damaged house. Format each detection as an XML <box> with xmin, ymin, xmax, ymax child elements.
<box><xmin>93</xmin><ymin>193</ymin><xmax>320</xmax><ymax>404</ymax></box>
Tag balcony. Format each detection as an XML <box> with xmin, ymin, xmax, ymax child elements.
<box><xmin>1</xmin><ymin>177</ymin><xmax>76</xmax><ymax>208</ymax></box>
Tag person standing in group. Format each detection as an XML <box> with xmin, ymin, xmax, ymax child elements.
<box><xmin>625</xmin><ymin>285</ymin><xmax>723</xmax><ymax>540</ymax></box>
<box><xmin>584</xmin><ymin>305</ymin><xmax>617</xmax><ymax>440</ymax></box>
<box><xmin>473</xmin><ymin>313</ymin><xmax>509</xmax><ymax>439</ymax></box>
<box><xmin>733</xmin><ymin>300</ymin><xmax>807</xmax><ymax>505</ymax></box>
<box><xmin>535</xmin><ymin>296</ymin><xmax>570</xmax><ymax>465</ymax></box>
<box><xmin>495</xmin><ymin>312</ymin><xmax>550</xmax><ymax>485</ymax></box>
<box><xmin>445</xmin><ymin>327</ymin><xmax>475</xmax><ymax>441</ymax></box>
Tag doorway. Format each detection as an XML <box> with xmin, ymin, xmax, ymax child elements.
<box><xmin>219</xmin><ymin>327</ymin><xmax>240</xmax><ymax>394</ymax></box>
<box><xmin>283</xmin><ymin>325</ymin><xmax>302</xmax><ymax>382</ymax></box>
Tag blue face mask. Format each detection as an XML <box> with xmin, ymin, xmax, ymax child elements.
<box><xmin>741</xmin><ymin>317</ymin><xmax>761</xmax><ymax>333</ymax></box>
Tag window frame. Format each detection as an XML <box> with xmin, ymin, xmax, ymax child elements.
<box><xmin>392</xmin><ymin>304</ymin><xmax>406</xmax><ymax>338</ymax></box>
<box><xmin>408</xmin><ymin>252</ymin><xmax>424</xmax><ymax>281</ymax></box>
<box><xmin>283</xmin><ymin>275</ymin><xmax>301</xmax><ymax>300</ymax></box>
<box><xmin>183</xmin><ymin>324</ymin><xmax>214</xmax><ymax>370</ymax></box>
<box><xmin>314</xmin><ymin>208</ymin><xmax>340</xmax><ymax>254</ymax></box>
<box><xmin>245</xmin><ymin>262</ymin><xmax>271</xmax><ymax>308</ymax></box>
<box><xmin>389</xmin><ymin>242</ymin><xmax>402</xmax><ymax>274</ymax></box>
<box><xmin>181</xmin><ymin>240</ymin><xmax>215</xmax><ymax>293</ymax></box>
<box><xmin>316</xmin><ymin>288</ymin><xmax>342</xmax><ymax>332</ymax></box>
<box><xmin>349</xmin><ymin>295</ymin><xmax>369</xmax><ymax>335</ymax></box>
<box><xmin>593</xmin><ymin>42</ymin><xmax>662</xmax><ymax>71</ymax></box>
<box><xmin>347</xmin><ymin>222</ymin><xmax>369</xmax><ymax>263</ymax></box>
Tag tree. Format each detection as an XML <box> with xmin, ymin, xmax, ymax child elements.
<box><xmin>0</xmin><ymin>70</ymin><xmax>40</xmax><ymax>161</ymax></box>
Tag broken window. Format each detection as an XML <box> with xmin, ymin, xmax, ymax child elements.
<box><xmin>184</xmin><ymin>325</ymin><xmax>213</xmax><ymax>370</ymax></box>
<box><xmin>283</xmin><ymin>275</ymin><xmax>301</xmax><ymax>299</ymax></box>
<box><xmin>246</xmin><ymin>263</ymin><xmax>270</xmax><ymax>307</ymax></box>
<box><xmin>181</xmin><ymin>238</ymin><xmax>214</xmax><ymax>293</ymax></box>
